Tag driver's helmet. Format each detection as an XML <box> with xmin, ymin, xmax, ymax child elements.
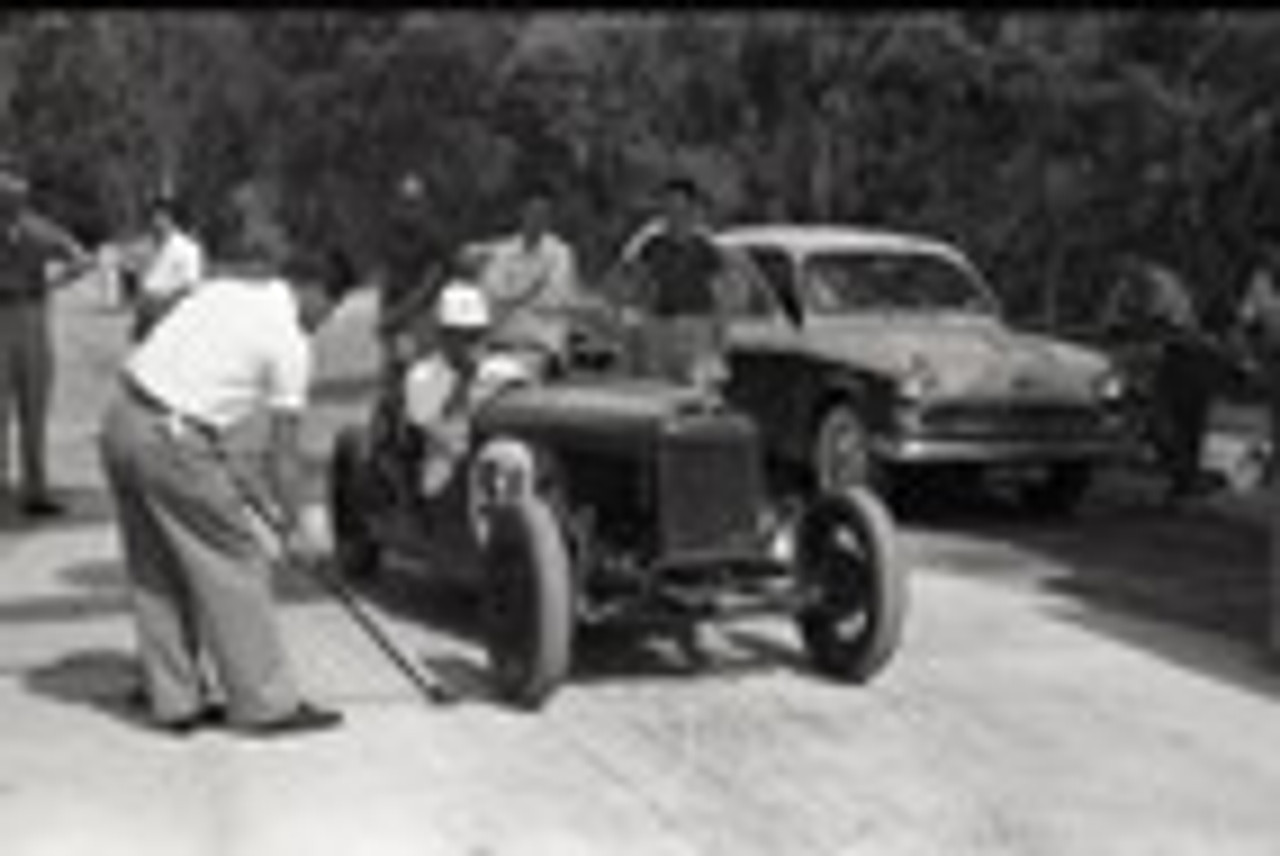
<box><xmin>436</xmin><ymin>280</ymin><xmax>492</xmax><ymax>330</ymax></box>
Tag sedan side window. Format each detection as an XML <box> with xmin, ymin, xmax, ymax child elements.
<box><xmin>745</xmin><ymin>248</ymin><xmax>803</xmax><ymax>325</ymax></box>
<box><xmin>716</xmin><ymin>248</ymin><xmax>778</xmax><ymax>319</ymax></box>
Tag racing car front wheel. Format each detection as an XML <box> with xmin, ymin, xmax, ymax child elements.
<box><xmin>328</xmin><ymin>425</ymin><xmax>381</xmax><ymax>581</ymax></box>
<box><xmin>795</xmin><ymin>486</ymin><xmax>906</xmax><ymax>683</ymax></box>
<box><xmin>482</xmin><ymin>495</ymin><xmax>574</xmax><ymax>709</ymax></box>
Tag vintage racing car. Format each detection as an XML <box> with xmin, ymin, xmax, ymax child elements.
<box><xmin>327</xmin><ymin>338</ymin><xmax>907</xmax><ymax>709</ymax></box>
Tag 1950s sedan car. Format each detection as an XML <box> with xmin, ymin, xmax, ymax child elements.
<box><xmin>713</xmin><ymin>225</ymin><xmax>1133</xmax><ymax>515</ymax></box>
<box><xmin>328</xmin><ymin>348</ymin><xmax>907</xmax><ymax>709</ymax></box>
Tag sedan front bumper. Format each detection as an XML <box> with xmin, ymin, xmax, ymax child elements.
<box><xmin>875</xmin><ymin>434</ymin><xmax>1137</xmax><ymax>465</ymax></box>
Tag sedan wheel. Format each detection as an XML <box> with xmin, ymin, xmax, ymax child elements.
<box><xmin>812</xmin><ymin>403</ymin><xmax>881</xmax><ymax>495</ymax></box>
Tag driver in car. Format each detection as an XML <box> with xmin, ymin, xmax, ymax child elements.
<box><xmin>400</xmin><ymin>281</ymin><xmax>532</xmax><ymax>502</ymax></box>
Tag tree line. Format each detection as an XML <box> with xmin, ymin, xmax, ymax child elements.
<box><xmin>3</xmin><ymin>10</ymin><xmax>1280</xmax><ymax>330</ymax></box>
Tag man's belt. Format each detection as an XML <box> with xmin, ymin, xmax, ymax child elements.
<box><xmin>123</xmin><ymin>376</ymin><xmax>221</xmax><ymax>444</ymax></box>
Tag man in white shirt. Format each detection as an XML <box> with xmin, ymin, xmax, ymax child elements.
<box><xmin>478</xmin><ymin>186</ymin><xmax>580</xmax><ymax>372</ymax></box>
<box><xmin>98</xmin><ymin>246</ymin><xmax>354</xmax><ymax>737</ymax></box>
<box><xmin>132</xmin><ymin>195</ymin><xmax>205</xmax><ymax>340</ymax></box>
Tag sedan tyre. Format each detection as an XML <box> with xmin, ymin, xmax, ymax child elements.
<box><xmin>812</xmin><ymin>402</ymin><xmax>884</xmax><ymax>496</ymax></box>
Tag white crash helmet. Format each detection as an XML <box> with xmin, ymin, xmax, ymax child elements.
<box><xmin>435</xmin><ymin>280</ymin><xmax>491</xmax><ymax>330</ymax></box>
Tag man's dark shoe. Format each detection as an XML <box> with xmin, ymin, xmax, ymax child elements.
<box><xmin>20</xmin><ymin>495</ymin><xmax>65</xmax><ymax>519</ymax></box>
<box><xmin>154</xmin><ymin>704</ymin><xmax>227</xmax><ymax>737</ymax></box>
<box><xmin>236</xmin><ymin>703</ymin><xmax>343</xmax><ymax>738</ymax></box>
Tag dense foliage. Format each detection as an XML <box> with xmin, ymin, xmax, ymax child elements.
<box><xmin>3</xmin><ymin>10</ymin><xmax>1279</xmax><ymax>329</ymax></box>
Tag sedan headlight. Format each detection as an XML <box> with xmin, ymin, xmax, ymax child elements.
<box><xmin>1093</xmin><ymin>370</ymin><xmax>1126</xmax><ymax>403</ymax></box>
<box><xmin>898</xmin><ymin>355</ymin><xmax>939</xmax><ymax>404</ymax></box>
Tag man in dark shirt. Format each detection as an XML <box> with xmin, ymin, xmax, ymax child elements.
<box><xmin>0</xmin><ymin>168</ymin><xmax>92</xmax><ymax>517</ymax></box>
<box><xmin>376</xmin><ymin>173</ymin><xmax>447</xmax><ymax>379</ymax></box>
<box><xmin>1102</xmin><ymin>254</ymin><xmax>1218</xmax><ymax>503</ymax></box>
<box><xmin>619</xmin><ymin>176</ymin><xmax>728</xmax><ymax>387</ymax></box>
<box><xmin>1236</xmin><ymin>239</ymin><xmax>1280</xmax><ymax>657</ymax></box>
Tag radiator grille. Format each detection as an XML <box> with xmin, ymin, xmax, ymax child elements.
<box><xmin>657</xmin><ymin>415</ymin><xmax>761</xmax><ymax>557</ymax></box>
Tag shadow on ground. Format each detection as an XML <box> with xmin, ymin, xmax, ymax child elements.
<box><xmin>908</xmin><ymin>470</ymin><xmax>1280</xmax><ymax>703</ymax></box>
<box><xmin>0</xmin><ymin>484</ymin><xmax>118</xmax><ymax>535</ymax></box>
<box><xmin>0</xmin><ymin>549</ymin><xmax>342</xmax><ymax>629</ymax></box>
<box><xmin>22</xmin><ymin>648</ymin><xmax>152</xmax><ymax>732</ymax></box>
<box><xmin>0</xmin><ymin>558</ymin><xmax>132</xmax><ymax>625</ymax></box>
<box><xmin>355</xmin><ymin>558</ymin><xmax>815</xmax><ymax>706</ymax></box>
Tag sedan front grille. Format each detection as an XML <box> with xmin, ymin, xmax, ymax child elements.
<box><xmin>918</xmin><ymin>402</ymin><xmax>1105</xmax><ymax>439</ymax></box>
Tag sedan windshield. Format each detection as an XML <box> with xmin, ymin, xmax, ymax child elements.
<box><xmin>802</xmin><ymin>251</ymin><xmax>997</xmax><ymax>315</ymax></box>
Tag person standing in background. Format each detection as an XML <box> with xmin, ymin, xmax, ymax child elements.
<box><xmin>1235</xmin><ymin>239</ymin><xmax>1280</xmax><ymax>658</ymax></box>
<box><xmin>131</xmin><ymin>194</ymin><xmax>205</xmax><ymax>341</ymax></box>
<box><xmin>1102</xmin><ymin>254</ymin><xmax>1217</xmax><ymax>504</ymax></box>
<box><xmin>478</xmin><ymin>184</ymin><xmax>581</xmax><ymax>375</ymax></box>
<box><xmin>0</xmin><ymin>167</ymin><xmax>93</xmax><ymax>518</ymax></box>
<box><xmin>616</xmin><ymin>176</ymin><xmax>729</xmax><ymax>390</ymax></box>
<box><xmin>376</xmin><ymin>173</ymin><xmax>448</xmax><ymax>381</ymax></box>
<box><xmin>1237</xmin><ymin>241</ymin><xmax>1280</xmax><ymax>470</ymax></box>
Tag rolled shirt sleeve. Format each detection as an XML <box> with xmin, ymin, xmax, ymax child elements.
<box><xmin>544</xmin><ymin>240</ymin><xmax>579</xmax><ymax>307</ymax></box>
<box><xmin>404</xmin><ymin>357</ymin><xmax>455</xmax><ymax>429</ymax></box>
<box><xmin>143</xmin><ymin>233</ymin><xmax>206</xmax><ymax>299</ymax></box>
<box><xmin>264</xmin><ymin>327</ymin><xmax>312</xmax><ymax>413</ymax></box>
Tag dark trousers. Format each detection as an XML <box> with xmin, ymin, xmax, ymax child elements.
<box><xmin>1150</xmin><ymin>341</ymin><xmax>1214</xmax><ymax>493</ymax></box>
<box><xmin>0</xmin><ymin>301</ymin><xmax>54</xmax><ymax>501</ymax></box>
<box><xmin>1264</xmin><ymin>360</ymin><xmax>1280</xmax><ymax>652</ymax></box>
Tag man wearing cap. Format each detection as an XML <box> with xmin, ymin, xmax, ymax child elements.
<box><xmin>97</xmin><ymin>246</ymin><xmax>354</xmax><ymax>737</ymax></box>
<box><xmin>0</xmin><ymin>168</ymin><xmax>93</xmax><ymax>517</ymax></box>
<box><xmin>131</xmin><ymin>194</ymin><xmax>206</xmax><ymax>341</ymax></box>
<box><xmin>401</xmin><ymin>280</ymin><xmax>530</xmax><ymax>501</ymax></box>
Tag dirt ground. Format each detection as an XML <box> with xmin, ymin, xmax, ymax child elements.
<box><xmin>1</xmin><ymin>280</ymin><xmax>1279</xmax><ymax>856</ymax></box>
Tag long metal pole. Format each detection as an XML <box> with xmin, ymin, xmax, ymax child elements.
<box><xmin>259</xmin><ymin>510</ymin><xmax>454</xmax><ymax>706</ymax></box>
<box><xmin>217</xmin><ymin>445</ymin><xmax>454</xmax><ymax>706</ymax></box>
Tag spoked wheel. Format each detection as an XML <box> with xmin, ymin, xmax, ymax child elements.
<box><xmin>482</xmin><ymin>496</ymin><xmax>574</xmax><ymax>710</ymax></box>
<box><xmin>795</xmin><ymin>486</ymin><xmax>906</xmax><ymax>683</ymax></box>
<box><xmin>328</xmin><ymin>425</ymin><xmax>381</xmax><ymax>581</ymax></box>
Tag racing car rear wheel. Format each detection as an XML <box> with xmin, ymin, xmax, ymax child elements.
<box><xmin>328</xmin><ymin>425</ymin><xmax>381</xmax><ymax>581</ymax></box>
<box><xmin>795</xmin><ymin>486</ymin><xmax>906</xmax><ymax>683</ymax></box>
<box><xmin>482</xmin><ymin>495</ymin><xmax>574</xmax><ymax>709</ymax></box>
